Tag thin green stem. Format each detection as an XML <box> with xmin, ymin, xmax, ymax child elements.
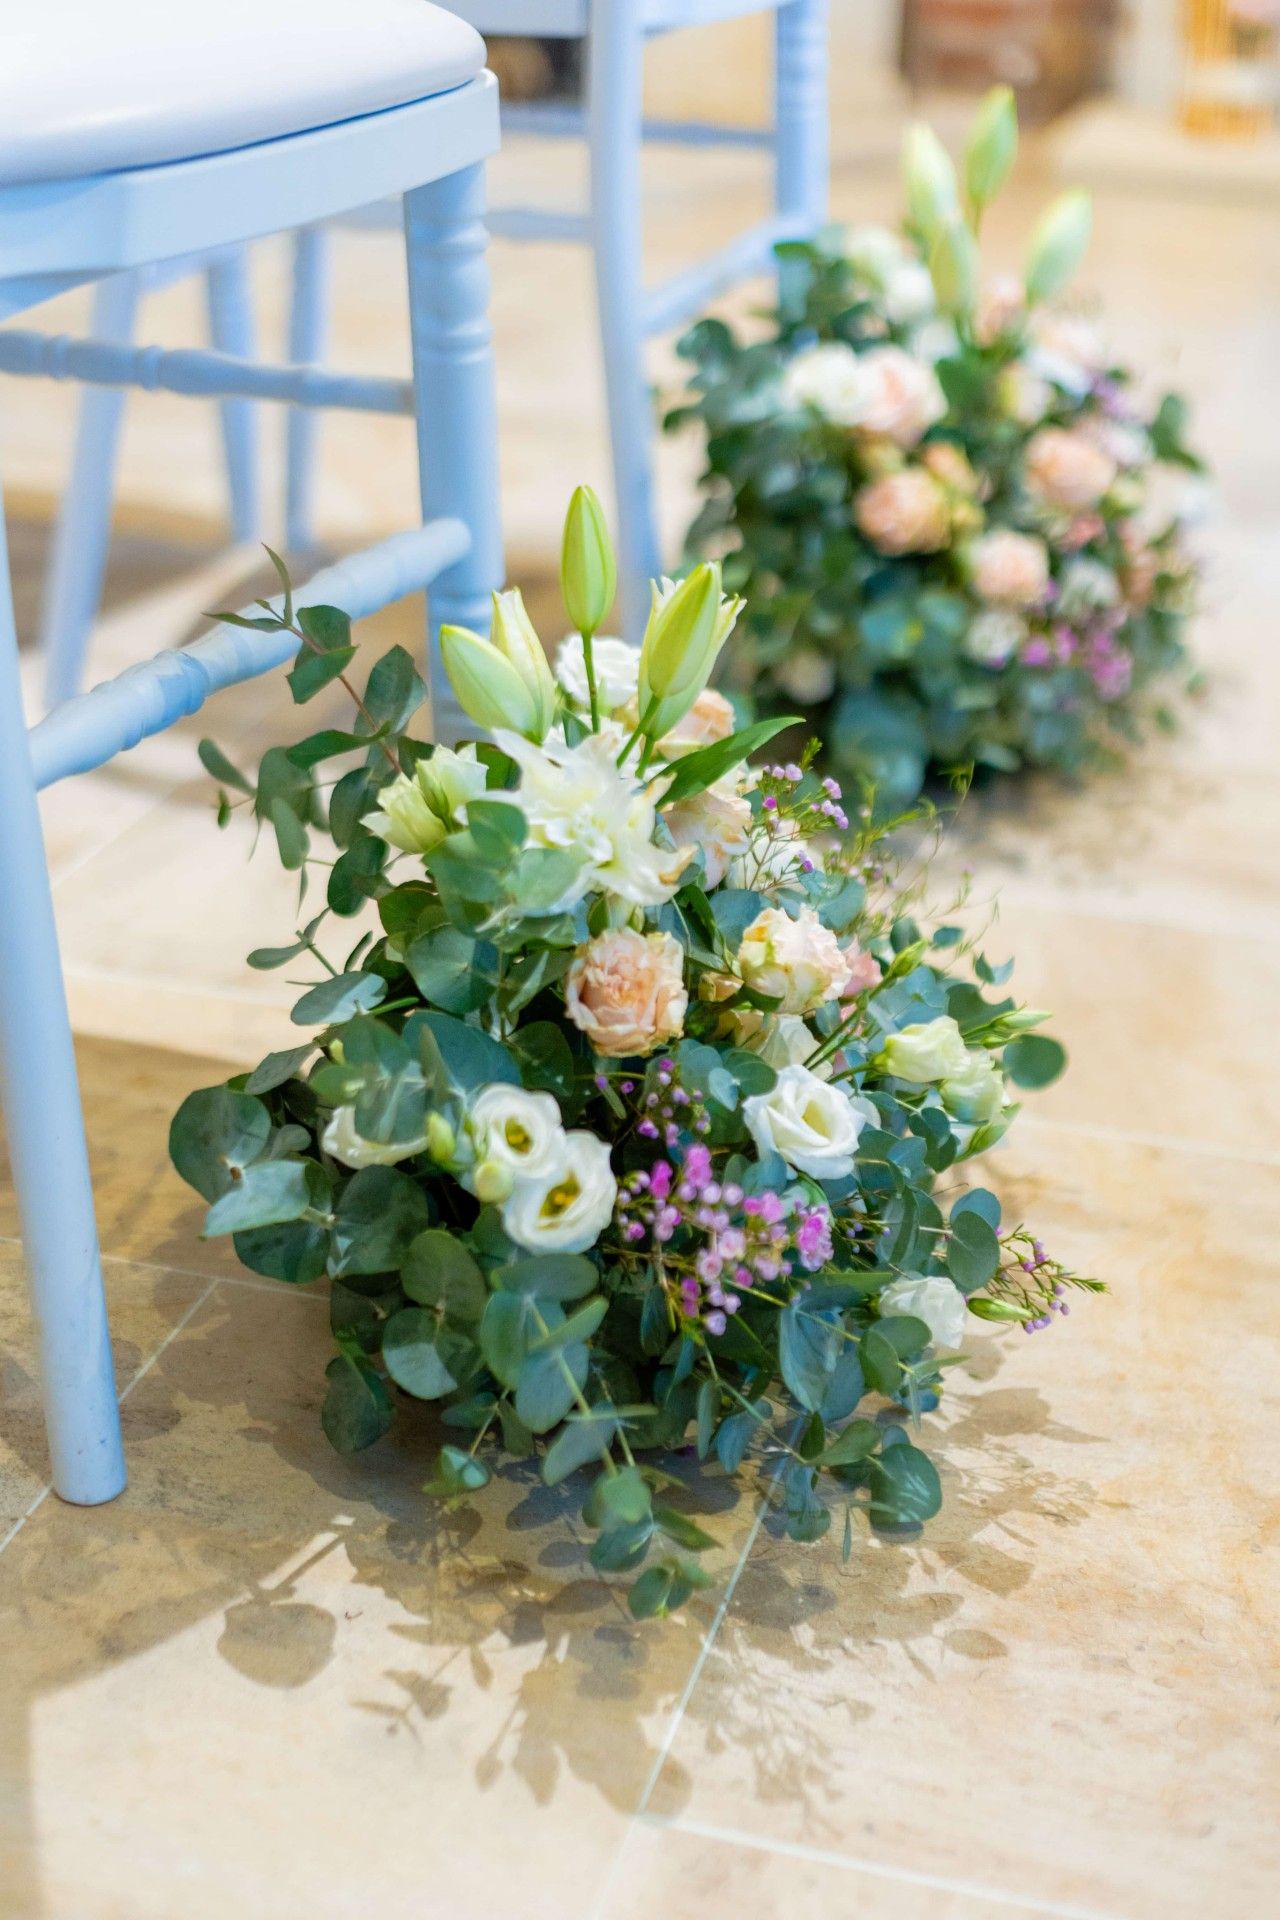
<box><xmin>580</xmin><ymin>628</ymin><xmax>602</xmax><ymax>731</ymax></box>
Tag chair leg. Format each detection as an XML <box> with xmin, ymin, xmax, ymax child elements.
<box><xmin>284</xmin><ymin>226</ymin><xmax>330</xmax><ymax>552</ymax></box>
<box><xmin>588</xmin><ymin>0</ymin><xmax>660</xmax><ymax>638</ymax></box>
<box><xmin>404</xmin><ymin>163</ymin><xmax>504</xmax><ymax>746</ymax></box>
<box><xmin>0</xmin><ymin>501</ymin><xmax>124</xmax><ymax>1506</ymax></box>
<box><xmin>204</xmin><ymin>250</ymin><xmax>260</xmax><ymax>545</ymax></box>
<box><xmin>38</xmin><ymin>272</ymin><xmax>142</xmax><ymax>711</ymax></box>
<box><xmin>775</xmin><ymin>0</ymin><xmax>830</xmax><ymax>250</ymax></box>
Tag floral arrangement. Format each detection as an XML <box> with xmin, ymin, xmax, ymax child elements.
<box><xmin>669</xmin><ymin>90</ymin><xmax>1206</xmax><ymax>808</ymax></box>
<box><xmin>172</xmin><ymin>491</ymin><xmax>1099</xmax><ymax>1618</ymax></box>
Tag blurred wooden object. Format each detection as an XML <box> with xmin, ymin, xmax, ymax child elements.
<box><xmin>1180</xmin><ymin>0</ymin><xmax>1277</xmax><ymax>138</ymax></box>
<box><xmin>900</xmin><ymin>0</ymin><xmax>1118</xmax><ymax>122</ymax></box>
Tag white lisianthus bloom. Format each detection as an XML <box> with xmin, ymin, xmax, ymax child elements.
<box><xmin>468</xmin><ymin>1084</ymin><xmax>566</xmax><ymax>1188</ymax></box>
<box><xmin>743</xmin><ymin>1063</ymin><xmax>877</xmax><ymax>1181</ymax></box>
<box><xmin>964</xmin><ymin>608</ymin><xmax>1026</xmax><ymax>668</ymax></box>
<box><xmin>738</xmin><ymin>906</ymin><xmax>847</xmax><ymax>1016</ymax></box>
<box><xmin>940</xmin><ymin>1050</ymin><xmax>1007</xmax><ymax>1125</ymax></box>
<box><xmin>1058</xmin><ymin>557</ymin><xmax>1121</xmax><ymax>622</ymax></box>
<box><xmin>879</xmin><ymin>1017</ymin><xmax>971</xmax><ymax>1084</ymax></box>
<box><xmin>363</xmin><ymin>770</ymin><xmax>448</xmax><ymax>856</ymax></box>
<box><xmin>494</xmin><ymin>728</ymin><xmax>693</xmax><ymax>913</ymax></box>
<box><xmin>554</xmin><ymin>632</ymin><xmax>642</xmax><ymax>713</ymax></box>
<box><xmin>857</xmin><ymin>345</ymin><xmax>946</xmax><ymax>449</ymax></box>
<box><xmin>322</xmin><ymin>1106</ymin><xmax>428</xmax><ymax>1169</ymax></box>
<box><xmin>878</xmin><ymin>1273</ymin><xmax>969</xmax><ymax>1350</ymax></box>
<box><xmin>773</xmin><ymin>645</ymin><xmax>837</xmax><ymax>705</ymax></box>
<box><xmin>844</xmin><ymin>223</ymin><xmax>912</xmax><ymax>279</ymax></box>
<box><xmin>502</xmin><ymin>1130</ymin><xmax>617</xmax><ymax>1254</ymax></box>
<box><xmin>882</xmin><ymin>260</ymin><xmax>937</xmax><ymax>326</ymax></box>
<box><xmin>781</xmin><ymin>342</ymin><xmax>875</xmax><ymax>428</ymax></box>
<box><xmin>756</xmin><ymin>1014</ymin><xmax>832</xmax><ymax>1080</ymax></box>
<box><xmin>416</xmin><ymin>743</ymin><xmax>488</xmax><ymax>823</ymax></box>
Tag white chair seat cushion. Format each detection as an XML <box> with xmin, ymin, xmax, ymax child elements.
<box><xmin>0</xmin><ymin>0</ymin><xmax>487</xmax><ymax>185</ymax></box>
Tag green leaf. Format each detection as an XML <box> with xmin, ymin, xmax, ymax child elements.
<box><xmin>868</xmin><ymin>1442</ymin><xmax>943</xmax><ymax>1527</ymax></box>
<box><xmin>696</xmin><ymin>1378</ymin><xmax>718</xmax><ymax>1459</ymax></box>
<box><xmin>198</xmin><ymin>738</ymin><xmax>252</xmax><ymax>795</ymax></box>
<box><xmin>203</xmin><ymin>1159</ymin><xmax>310</xmax><ymax>1235</ymax></box>
<box><xmin>655</xmin><ymin>1505</ymin><xmax>715</xmax><ymax>1551</ymax></box>
<box><xmin>292</xmin><ymin>971</ymin><xmax>387</xmax><ymax>1027</ymax></box>
<box><xmin>407</xmin><ymin>1010</ymin><xmax>519</xmax><ymax>1093</ymax></box>
<box><xmin>286</xmin><ymin>729</ymin><xmax>378</xmax><ymax>771</ymax></box>
<box><xmin>426</xmin><ymin>1443</ymin><xmax>491</xmax><ymax>1496</ymax></box>
<box><xmin>401</xmin><ymin>1230</ymin><xmax>486</xmax><ymax>1322</ymax></box>
<box><xmin>860</xmin><ymin>1326</ymin><xmax>902</xmax><ymax>1395</ymax></box>
<box><xmin>529</xmin><ymin>1295</ymin><xmax>608</xmax><ymax>1352</ymax></box>
<box><xmin>169</xmin><ymin>1086</ymin><xmax>270</xmax><ymax>1202</ymax></box>
<box><xmin>269</xmin><ymin>796</ymin><xmax>309</xmax><ymax>872</ymax></box>
<box><xmin>627</xmin><ymin>1564</ymin><xmax>675</xmax><ymax>1619</ymax></box>
<box><xmin>947</xmin><ymin>1211</ymin><xmax>1001</xmax><ymax>1294</ymax></box>
<box><xmin>659</xmin><ymin>715</ymin><xmax>802</xmax><ymax>809</ymax></box>
<box><xmin>819</xmin><ymin>1418</ymin><xmax>879</xmax><ymax>1468</ymax></box>
<box><xmin>381</xmin><ymin>1307</ymin><xmax>459</xmax><ymax>1399</ymax></box>
<box><xmin>331</xmin><ymin>1167</ymin><xmax>432</xmax><ymax>1276</ymax></box>
<box><xmin>598</xmin><ymin>1465</ymin><xmax>653</xmax><ymax>1529</ymax></box>
<box><xmin>465</xmin><ymin>799</ymin><xmax>527</xmax><ymax>861</ymax></box>
<box><xmin>406</xmin><ymin>928</ymin><xmax>492</xmax><ymax>1015</ymax></box>
<box><xmin>514</xmin><ymin>1339</ymin><xmax>588</xmax><ymax>1433</ymax></box>
<box><xmin>715</xmin><ymin>1399</ymin><xmax>768</xmax><ymax>1473</ymax></box>
<box><xmin>479</xmin><ymin>1290</ymin><xmax>543</xmax><ymax>1389</ymax></box>
<box><xmin>951</xmin><ymin>1187</ymin><xmax>1001</xmax><ymax>1231</ymax></box>
<box><xmin>244</xmin><ymin>1045</ymin><xmax>313</xmax><ymax>1094</ymax></box>
<box><xmin>235</xmin><ymin>1215</ymin><xmax>330</xmax><ymax>1285</ymax></box>
<box><xmin>590</xmin><ymin>1520</ymin><xmax>653</xmax><ymax>1573</ymax></box>
<box><xmin>360</xmin><ymin>645</ymin><xmax>425</xmax><ymax>735</ymax></box>
<box><xmin>328</xmin><ymin>835</ymin><xmax>387</xmax><ymax>917</ymax></box>
<box><xmin>541</xmin><ymin>1408</ymin><xmax>620</xmax><ymax>1484</ymax></box>
<box><xmin>779</xmin><ymin>1295</ymin><xmax>841</xmax><ymax>1412</ymax></box>
<box><xmin>493</xmin><ymin>1254</ymin><xmax>598</xmax><ymax>1302</ymax></box>
<box><xmin>288</xmin><ymin>641</ymin><xmax>356</xmax><ymax>704</ymax></box>
<box><xmin>1004</xmin><ymin>1033</ymin><xmax>1067</xmax><ymax>1089</ymax></box>
<box><xmin>876</xmin><ymin>1313</ymin><xmax>932</xmax><ymax>1361</ymax></box>
<box><xmin>321</xmin><ymin>1352</ymin><xmax>393</xmax><ymax>1452</ymax></box>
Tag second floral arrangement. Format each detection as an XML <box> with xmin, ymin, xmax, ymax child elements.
<box><xmin>671</xmin><ymin>89</ymin><xmax>1206</xmax><ymax>808</ymax></box>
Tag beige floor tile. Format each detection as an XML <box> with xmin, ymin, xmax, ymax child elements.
<box><xmin>0</xmin><ymin>1249</ymin><xmax>211</xmax><ymax>1542</ymax></box>
<box><xmin>949</xmin><ymin>902</ymin><xmax>1280</xmax><ymax>1157</ymax></box>
<box><xmin>646</xmin><ymin>1129</ymin><xmax>1280</xmax><ymax>1920</ymax></box>
<box><xmin>0</xmin><ymin>1273</ymin><xmax>766</xmax><ymax>1920</ymax></box>
<box><xmin>597</xmin><ymin>1820</ymin><xmax>1058</xmax><ymax>1920</ymax></box>
<box><xmin>0</xmin><ymin>1035</ymin><xmax>245</xmax><ymax>1281</ymax></box>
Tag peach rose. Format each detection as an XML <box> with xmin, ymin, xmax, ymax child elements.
<box><xmin>921</xmin><ymin>442</ymin><xmax>979</xmax><ymax>495</ymax></box>
<box><xmin>973</xmin><ymin>273</ymin><xmax>1025</xmax><ymax>349</ymax></box>
<box><xmin>840</xmin><ymin>940</ymin><xmax>883</xmax><ymax>998</ymax></box>
<box><xmin>664</xmin><ymin>778</ymin><xmax>753</xmax><ymax>888</ymax></box>
<box><xmin>857</xmin><ymin>345</ymin><xmax>944</xmax><ymax>449</ymax></box>
<box><xmin>737</xmin><ymin>906</ymin><xmax>848</xmax><ymax>1016</ymax></box>
<box><xmin>854</xmin><ymin>469</ymin><xmax>950</xmax><ymax>556</ymax></box>
<box><xmin>968</xmin><ymin>529</ymin><xmax>1050</xmax><ymax>608</ymax></box>
<box><xmin>565</xmin><ymin>927</ymin><xmax>688</xmax><ymax>1059</ymax></box>
<box><xmin>1024</xmin><ymin>427</ymin><xmax>1116</xmax><ymax>511</ymax></box>
<box><xmin>661</xmin><ymin>686</ymin><xmax>735</xmax><ymax>753</ymax></box>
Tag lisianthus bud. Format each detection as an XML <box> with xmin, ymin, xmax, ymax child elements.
<box><xmin>637</xmin><ymin>564</ymin><xmax>741</xmax><ymax>739</ymax></box>
<box><xmin>440</xmin><ymin>624</ymin><xmax>545</xmax><ymax>741</ymax></box>
<box><xmin>363</xmin><ymin>768</ymin><xmax>447</xmax><ymax>855</ymax></box>
<box><xmin>967</xmin><ymin>1295</ymin><xmax>1030</xmax><ymax>1323</ymax></box>
<box><xmin>928</xmin><ymin>218</ymin><xmax>978</xmax><ymax>317</ymax></box>
<box><xmin>964</xmin><ymin>85</ymin><xmax>1018</xmax><ymax>216</ymax></box>
<box><xmin>1024</xmin><ymin>190</ymin><xmax>1093</xmax><ymax>305</ymax></box>
<box><xmin>424</xmin><ymin>1112</ymin><xmax>457</xmax><ymax>1164</ymax></box>
<box><xmin>902</xmin><ymin>123</ymin><xmax>959</xmax><ymax>242</ymax></box>
<box><xmin>490</xmin><ymin>588</ymin><xmax>556</xmax><ymax>736</ymax></box>
<box><xmin>560</xmin><ymin>485</ymin><xmax>617</xmax><ymax>638</ymax></box>
<box><xmin>472</xmin><ymin>1158</ymin><xmax>515</xmax><ymax>1205</ymax></box>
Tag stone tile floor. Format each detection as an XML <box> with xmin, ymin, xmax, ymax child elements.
<box><xmin>3</xmin><ymin>15</ymin><xmax>1280</xmax><ymax>1912</ymax></box>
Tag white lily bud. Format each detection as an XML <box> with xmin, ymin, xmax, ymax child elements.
<box><xmin>439</xmin><ymin>624</ymin><xmax>544</xmax><ymax>741</ymax></box>
<box><xmin>1024</xmin><ymin>190</ymin><xmax>1093</xmax><ymax>305</ymax></box>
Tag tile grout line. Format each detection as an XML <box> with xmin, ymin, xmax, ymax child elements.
<box><xmin>586</xmin><ymin>1444</ymin><xmax>798</xmax><ymax>1920</ymax></box>
<box><xmin>645</xmin><ymin>1816</ymin><xmax>1137</xmax><ymax>1920</ymax></box>
<box><xmin>0</xmin><ymin>1278</ymin><xmax>219</xmax><ymax>1566</ymax></box>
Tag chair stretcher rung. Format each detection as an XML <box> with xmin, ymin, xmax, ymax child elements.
<box><xmin>0</xmin><ymin>329</ymin><xmax>413</xmax><ymax>415</ymax></box>
<box><xmin>29</xmin><ymin>520</ymin><xmax>470</xmax><ymax>791</ymax></box>
<box><xmin>500</xmin><ymin>103</ymin><xmax>774</xmax><ymax>150</ymax></box>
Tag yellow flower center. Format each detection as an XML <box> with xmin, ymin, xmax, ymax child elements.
<box><xmin>504</xmin><ymin>1119</ymin><xmax>532</xmax><ymax>1153</ymax></box>
<box><xmin>542</xmin><ymin>1174</ymin><xmax>582</xmax><ymax>1220</ymax></box>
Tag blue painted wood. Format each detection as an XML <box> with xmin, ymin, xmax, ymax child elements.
<box><xmin>0</xmin><ymin>501</ymin><xmax>125</xmax><ymax>1507</ymax></box>
<box><xmin>30</xmin><ymin>521</ymin><xmax>471</xmax><ymax>791</ymax></box>
<box><xmin>405</xmin><ymin>165</ymin><xmax>504</xmax><ymax>745</ymax></box>
<box><xmin>285</xmin><ymin>226</ymin><xmax>330</xmax><ymax>550</ymax></box>
<box><xmin>205</xmin><ymin>250</ymin><xmax>261</xmax><ymax>545</ymax></box>
<box><xmin>0</xmin><ymin>71</ymin><xmax>502</xmax><ymax>1506</ymax></box>
<box><xmin>0</xmin><ymin>328</ymin><xmax>414</xmax><ymax>415</ymax></box>
<box><xmin>37</xmin><ymin>272</ymin><xmax>142</xmax><ymax>711</ymax></box>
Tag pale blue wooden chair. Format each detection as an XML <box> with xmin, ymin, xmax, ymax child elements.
<box><xmin>286</xmin><ymin>0</ymin><xmax>830</xmax><ymax>632</ymax></box>
<box><xmin>37</xmin><ymin>249</ymin><xmax>262</xmax><ymax>711</ymax></box>
<box><xmin>0</xmin><ymin>0</ymin><xmax>504</xmax><ymax>1508</ymax></box>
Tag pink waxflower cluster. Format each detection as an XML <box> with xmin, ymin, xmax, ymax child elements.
<box><xmin>616</xmin><ymin>1143</ymin><xmax>835</xmax><ymax>1336</ymax></box>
